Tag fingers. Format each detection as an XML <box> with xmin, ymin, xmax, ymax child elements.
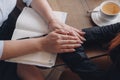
<box><xmin>77</xmin><ymin>29</ymin><xmax>86</xmax><ymax>36</ymax></box>
<box><xmin>61</xmin><ymin>44</ymin><xmax>81</xmax><ymax>49</ymax></box>
<box><xmin>55</xmin><ymin>29</ymin><xmax>69</xmax><ymax>35</ymax></box>
<box><xmin>54</xmin><ymin>29</ymin><xmax>80</xmax><ymax>40</ymax></box>
<box><xmin>54</xmin><ymin>30</ymin><xmax>83</xmax><ymax>44</ymax></box>
<box><xmin>60</xmin><ymin>34</ymin><xmax>79</xmax><ymax>40</ymax></box>
<box><xmin>49</xmin><ymin>21</ymin><xmax>86</xmax><ymax>41</ymax></box>
<box><xmin>68</xmin><ymin>31</ymin><xmax>85</xmax><ymax>43</ymax></box>
<box><xmin>59</xmin><ymin>49</ymin><xmax>75</xmax><ymax>53</ymax></box>
<box><xmin>73</xmin><ymin>28</ymin><xmax>86</xmax><ymax>41</ymax></box>
<box><xmin>59</xmin><ymin>40</ymin><xmax>81</xmax><ymax>45</ymax></box>
<box><xmin>78</xmin><ymin>34</ymin><xmax>86</xmax><ymax>42</ymax></box>
<box><xmin>57</xmin><ymin>40</ymin><xmax>81</xmax><ymax>52</ymax></box>
<box><xmin>64</xmin><ymin>26</ymin><xmax>86</xmax><ymax>42</ymax></box>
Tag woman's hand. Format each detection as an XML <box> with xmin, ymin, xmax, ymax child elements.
<box><xmin>48</xmin><ymin>19</ymin><xmax>86</xmax><ymax>44</ymax></box>
<box><xmin>40</xmin><ymin>29</ymin><xmax>81</xmax><ymax>53</ymax></box>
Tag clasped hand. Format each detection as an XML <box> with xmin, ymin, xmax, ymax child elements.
<box><xmin>48</xmin><ymin>19</ymin><xmax>86</xmax><ymax>43</ymax></box>
<box><xmin>40</xmin><ymin>29</ymin><xmax>81</xmax><ymax>53</ymax></box>
<box><xmin>40</xmin><ymin>19</ymin><xmax>86</xmax><ymax>53</ymax></box>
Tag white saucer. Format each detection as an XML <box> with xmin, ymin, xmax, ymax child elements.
<box><xmin>91</xmin><ymin>6</ymin><xmax>120</xmax><ymax>26</ymax></box>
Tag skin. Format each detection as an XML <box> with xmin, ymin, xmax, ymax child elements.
<box><xmin>1</xmin><ymin>0</ymin><xmax>86</xmax><ymax>60</ymax></box>
<box><xmin>2</xmin><ymin>29</ymin><xmax>81</xmax><ymax>80</ymax></box>
<box><xmin>1</xmin><ymin>0</ymin><xmax>86</xmax><ymax>80</ymax></box>
<box><xmin>2</xmin><ymin>29</ymin><xmax>81</xmax><ymax>60</ymax></box>
<box><xmin>31</xmin><ymin>0</ymin><xmax>86</xmax><ymax>43</ymax></box>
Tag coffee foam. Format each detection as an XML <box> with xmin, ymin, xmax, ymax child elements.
<box><xmin>102</xmin><ymin>2</ymin><xmax>120</xmax><ymax>15</ymax></box>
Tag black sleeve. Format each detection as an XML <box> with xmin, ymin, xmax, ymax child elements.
<box><xmin>82</xmin><ymin>23</ymin><xmax>120</xmax><ymax>43</ymax></box>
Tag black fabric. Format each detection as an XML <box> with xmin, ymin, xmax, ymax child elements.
<box><xmin>82</xmin><ymin>23</ymin><xmax>120</xmax><ymax>44</ymax></box>
<box><xmin>0</xmin><ymin>7</ymin><xmax>21</xmax><ymax>80</ymax></box>
<box><xmin>61</xmin><ymin>47</ymin><xmax>105</xmax><ymax>80</ymax></box>
<box><xmin>109</xmin><ymin>45</ymin><xmax>120</xmax><ymax>69</ymax></box>
<box><xmin>0</xmin><ymin>61</ymin><xmax>20</xmax><ymax>80</ymax></box>
<box><xmin>0</xmin><ymin>7</ymin><xmax>21</xmax><ymax>40</ymax></box>
<box><xmin>60</xmin><ymin>23</ymin><xmax>120</xmax><ymax>80</ymax></box>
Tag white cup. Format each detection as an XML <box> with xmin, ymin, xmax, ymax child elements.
<box><xmin>99</xmin><ymin>1</ymin><xmax>120</xmax><ymax>21</ymax></box>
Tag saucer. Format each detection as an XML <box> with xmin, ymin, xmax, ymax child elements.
<box><xmin>91</xmin><ymin>6</ymin><xmax>120</xmax><ymax>27</ymax></box>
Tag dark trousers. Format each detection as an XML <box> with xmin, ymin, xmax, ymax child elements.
<box><xmin>61</xmin><ymin>23</ymin><xmax>120</xmax><ymax>80</ymax></box>
<box><xmin>0</xmin><ymin>7</ymin><xmax>21</xmax><ymax>80</ymax></box>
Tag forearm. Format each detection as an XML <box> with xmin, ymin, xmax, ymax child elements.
<box><xmin>1</xmin><ymin>38</ymin><xmax>42</xmax><ymax>60</ymax></box>
<box><xmin>31</xmin><ymin>0</ymin><xmax>55</xmax><ymax>23</ymax></box>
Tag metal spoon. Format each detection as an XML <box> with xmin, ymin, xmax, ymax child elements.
<box><xmin>87</xmin><ymin>10</ymin><xmax>99</xmax><ymax>13</ymax></box>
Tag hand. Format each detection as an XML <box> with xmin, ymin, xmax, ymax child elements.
<box><xmin>40</xmin><ymin>29</ymin><xmax>81</xmax><ymax>53</ymax></box>
<box><xmin>48</xmin><ymin>19</ymin><xmax>86</xmax><ymax>44</ymax></box>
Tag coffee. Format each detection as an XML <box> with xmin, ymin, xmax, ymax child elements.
<box><xmin>102</xmin><ymin>2</ymin><xmax>120</xmax><ymax>15</ymax></box>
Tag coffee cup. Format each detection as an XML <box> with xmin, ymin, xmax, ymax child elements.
<box><xmin>99</xmin><ymin>1</ymin><xmax>120</xmax><ymax>21</ymax></box>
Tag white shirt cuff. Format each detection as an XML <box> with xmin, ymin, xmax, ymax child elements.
<box><xmin>23</xmin><ymin>0</ymin><xmax>32</xmax><ymax>6</ymax></box>
<box><xmin>0</xmin><ymin>41</ymin><xmax>4</xmax><ymax>59</ymax></box>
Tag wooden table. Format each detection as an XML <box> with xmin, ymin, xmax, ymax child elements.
<box><xmin>17</xmin><ymin>0</ymin><xmax>114</xmax><ymax>80</ymax></box>
<box><xmin>48</xmin><ymin>0</ymin><xmax>106</xmax><ymax>28</ymax></box>
<box><xmin>47</xmin><ymin>0</ymin><xmax>113</xmax><ymax>80</ymax></box>
<box><xmin>48</xmin><ymin>0</ymin><xmax>111</xmax><ymax>60</ymax></box>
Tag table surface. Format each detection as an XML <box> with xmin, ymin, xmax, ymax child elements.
<box><xmin>48</xmin><ymin>0</ymin><xmax>109</xmax><ymax>57</ymax></box>
<box><xmin>47</xmin><ymin>0</ymin><xmax>112</xmax><ymax>80</ymax></box>
<box><xmin>48</xmin><ymin>0</ymin><xmax>107</xmax><ymax>29</ymax></box>
<box><xmin>17</xmin><ymin>0</ymin><xmax>115</xmax><ymax>80</ymax></box>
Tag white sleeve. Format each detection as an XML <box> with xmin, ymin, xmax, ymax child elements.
<box><xmin>0</xmin><ymin>0</ymin><xmax>17</xmax><ymax>26</ymax></box>
<box><xmin>23</xmin><ymin>0</ymin><xmax>33</xmax><ymax>6</ymax></box>
<box><xmin>0</xmin><ymin>9</ymin><xmax>3</xmax><ymax>26</ymax></box>
<box><xmin>0</xmin><ymin>41</ymin><xmax>4</xmax><ymax>59</ymax></box>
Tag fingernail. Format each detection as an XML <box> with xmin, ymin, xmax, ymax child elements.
<box><xmin>80</xmin><ymin>41</ymin><xmax>83</xmax><ymax>44</ymax></box>
<box><xmin>83</xmin><ymin>38</ymin><xmax>86</xmax><ymax>41</ymax></box>
<box><xmin>76</xmin><ymin>44</ymin><xmax>81</xmax><ymax>47</ymax></box>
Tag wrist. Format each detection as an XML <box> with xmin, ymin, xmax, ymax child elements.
<box><xmin>25</xmin><ymin>39</ymin><xmax>42</xmax><ymax>52</ymax></box>
<box><xmin>2</xmin><ymin>39</ymin><xmax>44</xmax><ymax>59</ymax></box>
<box><xmin>48</xmin><ymin>18</ymin><xmax>63</xmax><ymax>31</ymax></box>
<box><xmin>48</xmin><ymin>18</ymin><xmax>59</xmax><ymax>26</ymax></box>
<box><xmin>35</xmin><ymin>37</ymin><xmax>45</xmax><ymax>52</ymax></box>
